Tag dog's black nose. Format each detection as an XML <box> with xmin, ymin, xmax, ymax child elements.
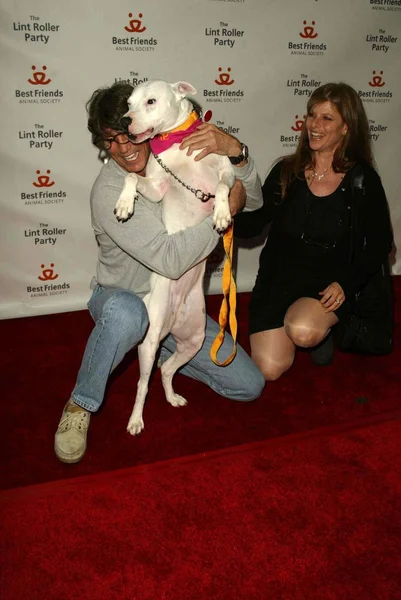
<box><xmin>120</xmin><ymin>116</ymin><xmax>132</xmax><ymax>132</ymax></box>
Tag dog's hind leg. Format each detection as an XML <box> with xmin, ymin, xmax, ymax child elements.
<box><xmin>161</xmin><ymin>329</ymin><xmax>206</xmax><ymax>407</ymax></box>
<box><xmin>126</xmin><ymin>334</ymin><xmax>160</xmax><ymax>435</ymax></box>
<box><xmin>161</xmin><ymin>283</ymin><xmax>206</xmax><ymax>407</ymax></box>
<box><xmin>126</xmin><ymin>278</ymin><xmax>170</xmax><ymax>435</ymax></box>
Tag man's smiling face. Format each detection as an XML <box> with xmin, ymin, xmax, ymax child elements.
<box><xmin>103</xmin><ymin>128</ymin><xmax>151</xmax><ymax>175</ymax></box>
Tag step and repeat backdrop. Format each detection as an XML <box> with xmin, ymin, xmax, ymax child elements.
<box><xmin>0</xmin><ymin>0</ymin><xmax>400</xmax><ymax>319</ymax></box>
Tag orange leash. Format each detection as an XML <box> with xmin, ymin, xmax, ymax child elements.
<box><xmin>210</xmin><ymin>224</ymin><xmax>238</xmax><ymax>366</ymax></box>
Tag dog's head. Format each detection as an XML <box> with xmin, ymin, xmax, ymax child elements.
<box><xmin>125</xmin><ymin>80</ymin><xmax>197</xmax><ymax>143</ymax></box>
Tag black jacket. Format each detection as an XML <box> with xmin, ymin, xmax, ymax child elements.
<box><xmin>234</xmin><ymin>160</ymin><xmax>393</xmax><ymax>297</ymax></box>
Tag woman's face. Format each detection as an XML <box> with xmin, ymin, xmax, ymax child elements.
<box><xmin>305</xmin><ymin>100</ymin><xmax>348</xmax><ymax>155</ymax></box>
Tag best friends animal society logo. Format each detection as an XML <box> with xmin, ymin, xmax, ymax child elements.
<box><xmin>288</xmin><ymin>20</ymin><xmax>327</xmax><ymax>56</ymax></box>
<box><xmin>112</xmin><ymin>12</ymin><xmax>158</xmax><ymax>51</ymax></box>
<box><xmin>27</xmin><ymin>263</ymin><xmax>70</xmax><ymax>298</ymax></box>
<box><xmin>203</xmin><ymin>68</ymin><xmax>244</xmax><ymax>103</ymax></box>
<box><xmin>15</xmin><ymin>65</ymin><xmax>64</xmax><ymax>104</ymax></box>
<box><xmin>21</xmin><ymin>169</ymin><xmax>67</xmax><ymax>205</ymax></box>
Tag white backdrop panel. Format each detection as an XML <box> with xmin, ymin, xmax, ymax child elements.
<box><xmin>0</xmin><ymin>0</ymin><xmax>400</xmax><ymax>318</ymax></box>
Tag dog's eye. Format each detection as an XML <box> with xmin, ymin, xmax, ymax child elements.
<box><xmin>147</xmin><ymin>98</ymin><xmax>156</xmax><ymax>105</ymax></box>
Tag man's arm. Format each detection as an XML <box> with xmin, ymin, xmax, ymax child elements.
<box><xmin>92</xmin><ymin>177</ymin><xmax>220</xmax><ymax>281</ymax></box>
<box><xmin>231</xmin><ymin>156</ymin><xmax>263</xmax><ymax>212</ymax></box>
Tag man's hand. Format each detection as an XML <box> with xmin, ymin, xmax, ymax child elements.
<box><xmin>179</xmin><ymin>123</ymin><xmax>244</xmax><ymax>163</ymax></box>
<box><xmin>228</xmin><ymin>180</ymin><xmax>246</xmax><ymax>217</ymax></box>
<box><xmin>319</xmin><ymin>282</ymin><xmax>346</xmax><ymax>313</ymax></box>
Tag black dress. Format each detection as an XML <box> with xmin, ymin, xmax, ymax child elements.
<box><xmin>234</xmin><ymin>160</ymin><xmax>393</xmax><ymax>335</ymax></box>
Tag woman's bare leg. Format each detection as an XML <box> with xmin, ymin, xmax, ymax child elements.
<box><xmin>250</xmin><ymin>327</ymin><xmax>296</xmax><ymax>381</ymax></box>
<box><xmin>250</xmin><ymin>297</ymin><xmax>339</xmax><ymax>382</ymax></box>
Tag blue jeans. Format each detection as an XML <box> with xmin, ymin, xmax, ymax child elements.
<box><xmin>72</xmin><ymin>285</ymin><xmax>265</xmax><ymax>412</ymax></box>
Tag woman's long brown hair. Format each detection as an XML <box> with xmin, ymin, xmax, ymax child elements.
<box><xmin>279</xmin><ymin>82</ymin><xmax>373</xmax><ymax>198</ymax></box>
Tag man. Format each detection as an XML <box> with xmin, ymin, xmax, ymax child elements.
<box><xmin>55</xmin><ymin>82</ymin><xmax>265</xmax><ymax>464</ymax></box>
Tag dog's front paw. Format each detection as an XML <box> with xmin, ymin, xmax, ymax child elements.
<box><xmin>127</xmin><ymin>416</ymin><xmax>144</xmax><ymax>435</ymax></box>
<box><xmin>114</xmin><ymin>194</ymin><xmax>138</xmax><ymax>222</ymax></box>
<box><xmin>213</xmin><ymin>206</ymin><xmax>232</xmax><ymax>233</ymax></box>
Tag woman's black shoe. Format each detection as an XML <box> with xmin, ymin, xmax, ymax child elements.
<box><xmin>311</xmin><ymin>334</ymin><xmax>335</xmax><ymax>366</ymax></box>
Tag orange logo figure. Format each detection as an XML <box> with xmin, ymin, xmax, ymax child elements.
<box><xmin>124</xmin><ymin>12</ymin><xmax>146</xmax><ymax>33</ymax></box>
<box><xmin>33</xmin><ymin>170</ymin><xmax>55</xmax><ymax>188</ymax></box>
<box><xmin>300</xmin><ymin>20</ymin><xmax>318</xmax><ymax>39</ymax></box>
<box><xmin>203</xmin><ymin>110</ymin><xmax>213</xmax><ymax>123</ymax></box>
<box><xmin>215</xmin><ymin>67</ymin><xmax>234</xmax><ymax>86</ymax></box>
<box><xmin>369</xmin><ymin>70</ymin><xmax>385</xmax><ymax>87</ymax></box>
<box><xmin>38</xmin><ymin>263</ymin><xmax>59</xmax><ymax>281</ymax></box>
<box><xmin>28</xmin><ymin>65</ymin><xmax>51</xmax><ymax>85</ymax></box>
<box><xmin>291</xmin><ymin>114</ymin><xmax>306</xmax><ymax>132</ymax></box>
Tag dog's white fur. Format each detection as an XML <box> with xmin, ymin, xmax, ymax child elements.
<box><xmin>115</xmin><ymin>80</ymin><xmax>234</xmax><ymax>435</ymax></box>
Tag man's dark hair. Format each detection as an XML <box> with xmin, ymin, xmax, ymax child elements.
<box><xmin>86</xmin><ymin>82</ymin><xmax>134</xmax><ymax>150</ymax></box>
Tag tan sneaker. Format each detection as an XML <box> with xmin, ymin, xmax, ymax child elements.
<box><xmin>54</xmin><ymin>399</ymin><xmax>91</xmax><ymax>464</ymax></box>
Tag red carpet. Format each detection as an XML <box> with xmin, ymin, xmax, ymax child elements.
<box><xmin>1</xmin><ymin>418</ymin><xmax>400</xmax><ymax>600</ymax></box>
<box><xmin>1</xmin><ymin>277</ymin><xmax>401</xmax><ymax>490</ymax></box>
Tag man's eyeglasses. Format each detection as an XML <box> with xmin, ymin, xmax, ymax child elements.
<box><xmin>102</xmin><ymin>132</ymin><xmax>136</xmax><ymax>150</ymax></box>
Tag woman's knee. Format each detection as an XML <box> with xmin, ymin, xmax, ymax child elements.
<box><xmin>284</xmin><ymin>298</ymin><xmax>332</xmax><ymax>348</ymax></box>
<box><xmin>252</xmin><ymin>354</ymin><xmax>293</xmax><ymax>382</ymax></box>
<box><xmin>284</xmin><ymin>322</ymin><xmax>325</xmax><ymax>348</ymax></box>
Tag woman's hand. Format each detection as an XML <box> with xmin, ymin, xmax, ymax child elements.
<box><xmin>179</xmin><ymin>123</ymin><xmax>243</xmax><ymax>162</ymax></box>
<box><xmin>319</xmin><ymin>282</ymin><xmax>346</xmax><ymax>312</ymax></box>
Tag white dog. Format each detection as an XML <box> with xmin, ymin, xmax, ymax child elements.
<box><xmin>115</xmin><ymin>80</ymin><xmax>234</xmax><ymax>435</ymax></box>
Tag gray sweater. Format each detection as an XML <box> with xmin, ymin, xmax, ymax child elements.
<box><xmin>90</xmin><ymin>157</ymin><xmax>262</xmax><ymax>297</ymax></box>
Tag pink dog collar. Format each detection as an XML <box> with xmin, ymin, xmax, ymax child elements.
<box><xmin>149</xmin><ymin>111</ymin><xmax>202</xmax><ymax>154</ymax></box>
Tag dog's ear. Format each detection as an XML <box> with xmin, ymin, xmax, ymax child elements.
<box><xmin>171</xmin><ymin>81</ymin><xmax>197</xmax><ymax>99</ymax></box>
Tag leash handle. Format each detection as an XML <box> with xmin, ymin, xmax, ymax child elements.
<box><xmin>210</xmin><ymin>224</ymin><xmax>238</xmax><ymax>366</ymax></box>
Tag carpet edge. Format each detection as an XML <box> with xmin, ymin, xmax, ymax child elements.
<box><xmin>1</xmin><ymin>408</ymin><xmax>400</xmax><ymax>504</ymax></box>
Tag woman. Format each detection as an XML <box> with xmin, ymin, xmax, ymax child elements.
<box><xmin>235</xmin><ymin>82</ymin><xmax>393</xmax><ymax>381</ymax></box>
